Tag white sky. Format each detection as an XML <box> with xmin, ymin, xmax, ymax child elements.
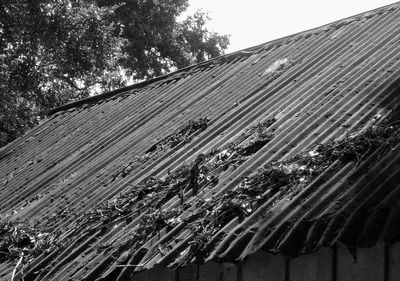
<box><xmin>185</xmin><ymin>0</ymin><xmax>397</xmax><ymax>53</ymax></box>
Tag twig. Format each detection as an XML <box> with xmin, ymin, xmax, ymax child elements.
<box><xmin>0</xmin><ymin>250</ymin><xmax>12</xmax><ymax>256</ymax></box>
<box><xmin>11</xmin><ymin>252</ymin><xmax>24</xmax><ymax>281</ymax></box>
<box><xmin>115</xmin><ymin>263</ymin><xmax>144</xmax><ymax>267</ymax></box>
<box><xmin>385</xmin><ymin>120</ymin><xmax>400</xmax><ymax>128</ymax></box>
<box><xmin>115</xmin><ymin>206</ymin><xmax>123</xmax><ymax>213</ymax></box>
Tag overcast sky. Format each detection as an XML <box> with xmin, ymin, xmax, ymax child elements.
<box><xmin>185</xmin><ymin>0</ymin><xmax>397</xmax><ymax>53</ymax></box>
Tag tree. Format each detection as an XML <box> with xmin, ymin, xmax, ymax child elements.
<box><xmin>0</xmin><ymin>0</ymin><xmax>126</xmax><ymax>146</ymax></box>
<box><xmin>96</xmin><ymin>0</ymin><xmax>230</xmax><ymax>79</ymax></box>
<box><xmin>0</xmin><ymin>0</ymin><xmax>229</xmax><ymax>146</ymax></box>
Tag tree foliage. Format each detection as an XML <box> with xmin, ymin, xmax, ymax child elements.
<box><xmin>0</xmin><ymin>0</ymin><xmax>230</xmax><ymax>146</ymax></box>
<box><xmin>0</xmin><ymin>0</ymin><xmax>126</xmax><ymax>145</ymax></box>
<box><xmin>96</xmin><ymin>0</ymin><xmax>229</xmax><ymax>79</ymax></box>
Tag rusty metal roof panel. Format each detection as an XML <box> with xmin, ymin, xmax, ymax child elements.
<box><xmin>2</xmin><ymin>2</ymin><xmax>400</xmax><ymax>280</ymax></box>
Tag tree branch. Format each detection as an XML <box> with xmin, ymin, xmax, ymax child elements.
<box><xmin>58</xmin><ymin>75</ymin><xmax>88</xmax><ymax>91</ymax></box>
<box><xmin>11</xmin><ymin>252</ymin><xmax>24</xmax><ymax>281</ymax></box>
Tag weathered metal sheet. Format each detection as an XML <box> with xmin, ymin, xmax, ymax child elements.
<box><xmin>1</xmin><ymin>2</ymin><xmax>400</xmax><ymax>280</ymax></box>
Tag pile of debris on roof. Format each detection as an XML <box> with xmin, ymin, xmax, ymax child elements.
<box><xmin>2</xmin><ymin>107</ymin><xmax>400</xmax><ymax>276</ymax></box>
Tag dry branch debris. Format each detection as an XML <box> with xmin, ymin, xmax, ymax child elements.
<box><xmin>5</xmin><ymin>110</ymin><xmax>400</xmax><ymax>277</ymax></box>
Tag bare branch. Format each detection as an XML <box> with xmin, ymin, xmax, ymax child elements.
<box><xmin>11</xmin><ymin>252</ymin><xmax>24</xmax><ymax>281</ymax></box>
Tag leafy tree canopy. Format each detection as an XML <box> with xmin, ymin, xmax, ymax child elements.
<box><xmin>0</xmin><ymin>0</ymin><xmax>230</xmax><ymax>146</ymax></box>
<box><xmin>96</xmin><ymin>0</ymin><xmax>229</xmax><ymax>78</ymax></box>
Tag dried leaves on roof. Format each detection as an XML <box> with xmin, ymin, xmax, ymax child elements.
<box><xmin>5</xmin><ymin>108</ymin><xmax>400</xmax><ymax>277</ymax></box>
<box><xmin>146</xmin><ymin>118</ymin><xmax>210</xmax><ymax>154</ymax></box>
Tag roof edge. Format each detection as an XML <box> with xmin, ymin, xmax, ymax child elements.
<box><xmin>232</xmin><ymin>1</ymin><xmax>399</xmax><ymax>52</ymax></box>
<box><xmin>48</xmin><ymin>61</ymin><xmax>209</xmax><ymax>115</ymax></box>
<box><xmin>49</xmin><ymin>1</ymin><xmax>399</xmax><ymax>116</ymax></box>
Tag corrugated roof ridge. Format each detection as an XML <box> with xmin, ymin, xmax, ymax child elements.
<box><xmin>243</xmin><ymin>1</ymin><xmax>400</xmax><ymax>50</ymax></box>
<box><xmin>48</xmin><ymin>1</ymin><xmax>400</xmax><ymax>116</ymax></box>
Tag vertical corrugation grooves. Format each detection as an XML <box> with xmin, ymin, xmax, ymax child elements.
<box><xmin>236</xmin><ymin>262</ymin><xmax>242</xmax><ymax>281</ymax></box>
<box><xmin>285</xmin><ymin>257</ymin><xmax>290</xmax><ymax>281</ymax></box>
<box><xmin>332</xmin><ymin>245</ymin><xmax>337</xmax><ymax>281</ymax></box>
<box><xmin>384</xmin><ymin>243</ymin><xmax>390</xmax><ymax>281</ymax></box>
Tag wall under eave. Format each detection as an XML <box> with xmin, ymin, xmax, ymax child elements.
<box><xmin>133</xmin><ymin>242</ymin><xmax>398</xmax><ymax>281</ymax></box>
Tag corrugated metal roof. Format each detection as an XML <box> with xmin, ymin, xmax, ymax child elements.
<box><xmin>2</xmin><ymin>2</ymin><xmax>400</xmax><ymax>280</ymax></box>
